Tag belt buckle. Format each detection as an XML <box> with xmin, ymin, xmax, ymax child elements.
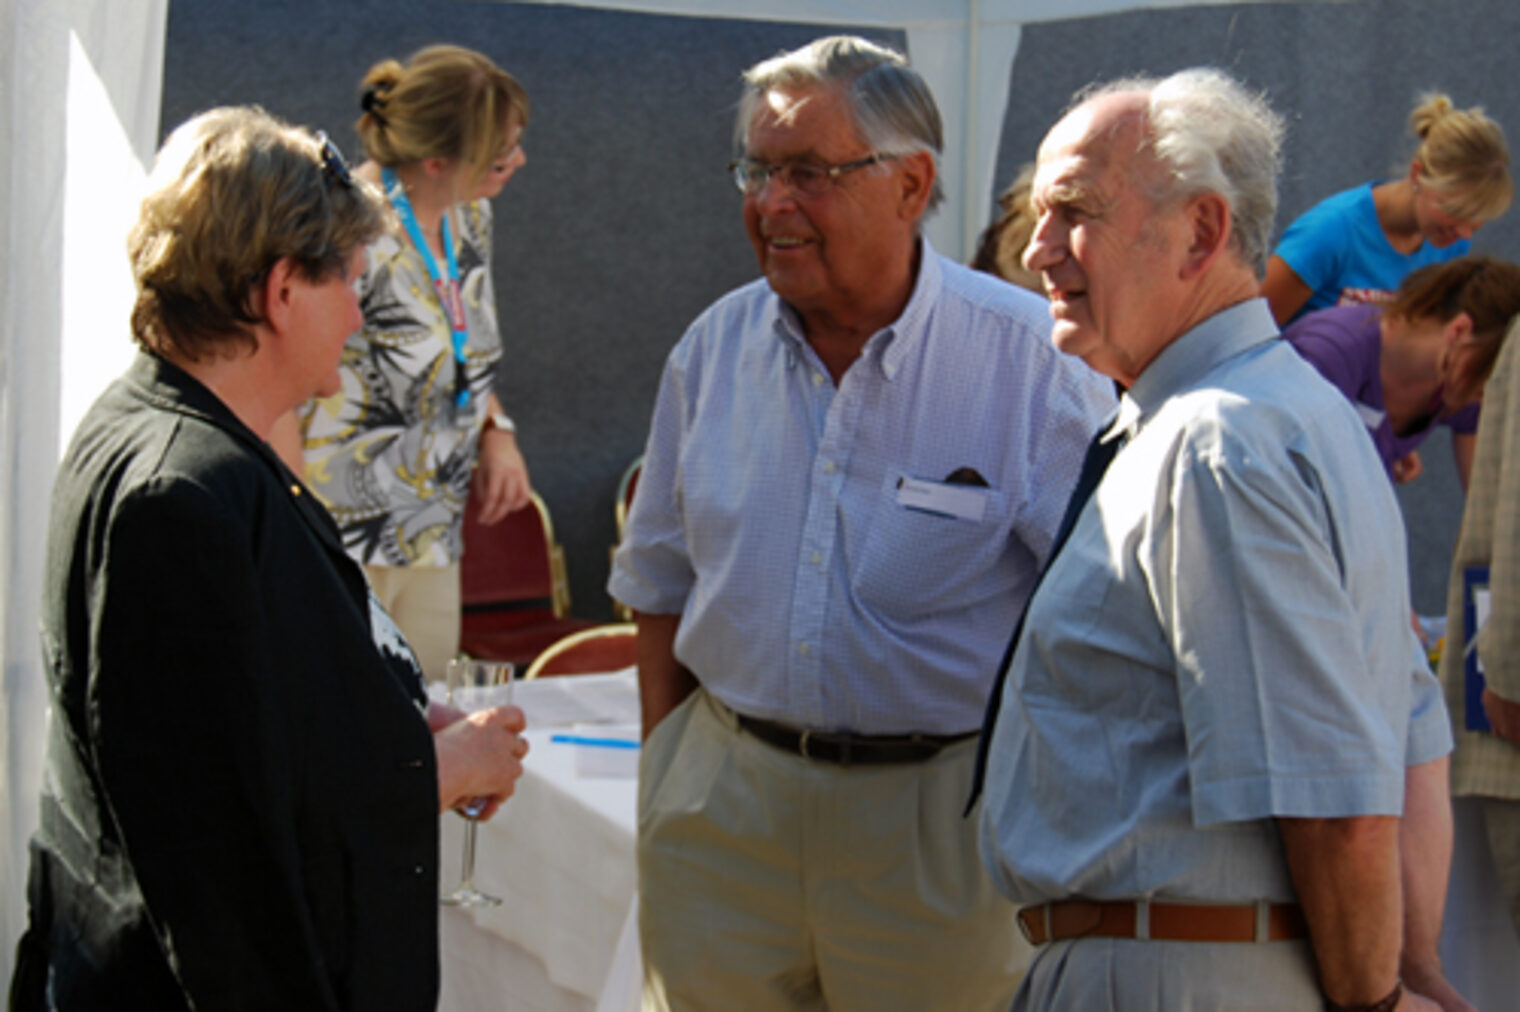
<box><xmin>798</xmin><ymin>728</ymin><xmax>812</xmax><ymax>760</ymax></box>
<box><xmin>1016</xmin><ymin>907</ymin><xmax>1038</xmax><ymax>945</ymax></box>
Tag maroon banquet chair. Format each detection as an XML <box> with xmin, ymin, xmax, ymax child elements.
<box><xmin>522</xmin><ymin>623</ymin><xmax>638</xmax><ymax>679</ymax></box>
<box><xmin>459</xmin><ymin>490</ymin><xmax>597</xmax><ymax>671</ymax></box>
<box><xmin>611</xmin><ymin>455</ymin><xmax>643</xmax><ymax>622</ymax></box>
<box><xmin>614</xmin><ymin>455</ymin><xmax>642</xmax><ymax>539</ymax></box>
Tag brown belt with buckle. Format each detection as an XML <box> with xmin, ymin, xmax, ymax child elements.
<box><xmin>1017</xmin><ymin>900</ymin><xmax>1307</xmax><ymax>945</ymax></box>
<box><xmin>735</xmin><ymin>714</ymin><xmax>977</xmax><ymax>765</ymax></box>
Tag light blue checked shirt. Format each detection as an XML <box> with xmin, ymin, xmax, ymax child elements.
<box><xmin>608</xmin><ymin>242</ymin><xmax>1115</xmax><ymax>735</ymax></box>
<box><xmin>980</xmin><ymin>299</ymin><xmax>1452</xmax><ymax>906</ymax></box>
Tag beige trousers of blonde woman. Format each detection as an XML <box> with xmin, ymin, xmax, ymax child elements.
<box><xmin>365</xmin><ymin>563</ymin><xmax>460</xmax><ymax>683</ymax></box>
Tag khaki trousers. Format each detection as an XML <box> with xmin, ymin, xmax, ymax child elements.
<box><xmin>365</xmin><ymin>563</ymin><xmax>460</xmax><ymax>683</ymax></box>
<box><xmin>638</xmin><ymin>689</ymin><xmax>1027</xmax><ymax>1012</ymax></box>
<box><xmin>1012</xmin><ymin>934</ymin><xmax>1320</xmax><ymax>1010</ymax></box>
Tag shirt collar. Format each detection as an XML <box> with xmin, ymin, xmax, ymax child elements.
<box><xmin>771</xmin><ymin>237</ymin><xmax>941</xmax><ymax>383</ymax></box>
<box><xmin>1119</xmin><ymin>297</ymin><xmax>1279</xmax><ymax>435</ymax></box>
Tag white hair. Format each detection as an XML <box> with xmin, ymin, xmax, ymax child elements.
<box><xmin>1081</xmin><ymin>68</ymin><xmax>1285</xmax><ymax>275</ymax></box>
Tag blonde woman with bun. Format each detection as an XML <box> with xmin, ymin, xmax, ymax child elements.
<box><xmin>1263</xmin><ymin>92</ymin><xmax>1512</xmax><ymax>326</ymax></box>
<box><xmin>278</xmin><ymin>45</ymin><xmax>532</xmax><ymax>682</ymax></box>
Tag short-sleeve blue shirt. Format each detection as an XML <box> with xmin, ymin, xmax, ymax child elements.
<box><xmin>979</xmin><ymin>299</ymin><xmax>1452</xmax><ymax>906</ymax></box>
<box><xmin>1274</xmin><ymin>182</ymin><xmax>1470</xmax><ymax>324</ymax></box>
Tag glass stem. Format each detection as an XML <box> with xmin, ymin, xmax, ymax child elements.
<box><xmin>459</xmin><ymin>818</ymin><xmax>479</xmax><ymax>890</ymax></box>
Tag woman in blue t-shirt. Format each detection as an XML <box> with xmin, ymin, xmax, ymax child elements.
<box><xmin>1264</xmin><ymin>93</ymin><xmax>1512</xmax><ymax>326</ymax></box>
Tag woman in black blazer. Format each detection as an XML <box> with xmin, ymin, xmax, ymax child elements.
<box><xmin>10</xmin><ymin>106</ymin><xmax>528</xmax><ymax>1011</ymax></box>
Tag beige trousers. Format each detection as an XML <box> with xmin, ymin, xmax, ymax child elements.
<box><xmin>637</xmin><ymin>689</ymin><xmax>1027</xmax><ymax>1012</ymax></box>
<box><xmin>364</xmin><ymin>563</ymin><xmax>460</xmax><ymax>683</ymax></box>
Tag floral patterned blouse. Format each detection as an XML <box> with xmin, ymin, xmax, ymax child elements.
<box><xmin>299</xmin><ymin>198</ymin><xmax>503</xmax><ymax>567</ymax></box>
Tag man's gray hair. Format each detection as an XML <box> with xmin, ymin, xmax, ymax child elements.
<box><xmin>1084</xmin><ymin>68</ymin><xmax>1284</xmax><ymax>275</ymax></box>
<box><xmin>736</xmin><ymin>35</ymin><xmax>945</xmax><ymax>215</ymax></box>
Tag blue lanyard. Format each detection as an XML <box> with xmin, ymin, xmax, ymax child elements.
<box><xmin>382</xmin><ymin>167</ymin><xmax>471</xmax><ymax>408</ymax></box>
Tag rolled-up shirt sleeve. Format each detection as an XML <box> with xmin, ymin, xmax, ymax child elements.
<box><xmin>609</xmin><ymin>350</ymin><xmax>695</xmax><ymax>616</ymax></box>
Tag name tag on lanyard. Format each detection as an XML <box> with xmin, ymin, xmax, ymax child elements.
<box><xmin>436</xmin><ymin>277</ymin><xmax>469</xmax><ymax>334</ymax></box>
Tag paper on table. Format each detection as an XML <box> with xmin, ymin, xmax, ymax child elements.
<box><xmin>512</xmin><ymin>668</ymin><xmax>640</xmax><ymax>728</ymax></box>
<box><xmin>560</xmin><ymin>723</ymin><xmax>641</xmax><ymax>779</ymax></box>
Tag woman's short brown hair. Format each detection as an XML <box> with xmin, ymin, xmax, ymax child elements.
<box><xmin>355</xmin><ymin>44</ymin><xmax>530</xmax><ymax>185</ymax></box>
<box><xmin>1387</xmin><ymin>254</ymin><xmax>1520</xmax><ymax>391</ymax></box>
<box><xmin>128</xmin><ymin>106</ymin><xmax>389</xmax><ymax>361</ymax></box>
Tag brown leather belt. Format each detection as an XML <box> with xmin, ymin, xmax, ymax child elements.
<box><xmin>735</xmin><ymin>714</ymin><xmax>977</xmax><ymax>765</ymax></box>
<box><xmin>1017</xmin><ymin>900</ymin><xmax>1307</xmax><ymax>945</ymax></box>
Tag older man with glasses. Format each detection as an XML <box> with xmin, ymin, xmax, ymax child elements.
<box><xmin>610</xmin><ymin>34</ymin><xmax>1113</xmax><ymax>1012</ymax></box>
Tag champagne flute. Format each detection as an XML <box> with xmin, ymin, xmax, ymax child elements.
<box><xmin>441</xmin><ymin>657</ymin><xmax>515</xmax><ymax>908</ymax></box>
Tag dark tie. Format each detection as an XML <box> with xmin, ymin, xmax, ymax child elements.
<box><xmin>965</xmin><ymin>412</ymin><xmax>1123</xmax><ymax>812</ymax></box>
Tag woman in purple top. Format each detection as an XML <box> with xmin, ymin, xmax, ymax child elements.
<box><xmin>1283</xmin><ymin>256</ymin><xmax>1520</xmax><ymax>488</ymax></box>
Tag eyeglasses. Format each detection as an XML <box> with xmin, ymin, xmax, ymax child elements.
<box><xmin>729</xmin><ymin>153</ymin><xmax>895</xmax><ymax>196</ymax></box>
<box><xmin>490</xmin><ymin>144</ymin><xmax>523</xmax><ymax>175</ymax></box>
<box><xmin>315</xmin><ymin>131</ymin><xmax>355</xmax><ymax>190</ymax></box>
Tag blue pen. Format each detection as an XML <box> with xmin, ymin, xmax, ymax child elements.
<box><xmin>550</xmin><ymin>734</ymin><xmax>641</xmax><ymax>750</ymax></box>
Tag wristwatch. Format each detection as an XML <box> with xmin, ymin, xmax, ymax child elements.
<box><xmin>485</xmin><ymin>410</ymin><xmax>516</xmax><ymax>434</ymax></box>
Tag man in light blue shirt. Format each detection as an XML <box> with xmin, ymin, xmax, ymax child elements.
<box><xmin>977</xmin><ymin>69</ymin><xmax>1462</xmax><ymax>1010</ymax></box>
<box><xmin>609</xmin><ymin>35</ymin><xmax>1112</xmax><ymax>1012</ymax></box>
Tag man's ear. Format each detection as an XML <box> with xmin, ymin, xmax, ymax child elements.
<box><xmin>1180</xmin><ymin>192</ymin><xmax>1231</xmax><ymax>279</ymax></box>
<box><xmin>896</xmin><ymin>150</ymin><xmax>935</xmax><ymax>222</ymax></box>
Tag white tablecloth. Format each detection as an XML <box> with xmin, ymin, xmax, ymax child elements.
<box><xmin>438</xmin><ymin>672</ymin><xmax>642</xmax><ymax>1012</ymax></box>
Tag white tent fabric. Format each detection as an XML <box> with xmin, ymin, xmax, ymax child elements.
<box><xmin>1</xmin><ymin>0</ymin><xmax>166</xmax><ymax>974</ymax></box>
<box><xmin>0</xmin><ymin>0</ymin><xmax>1304</xmax><ymax>983</ymax></box>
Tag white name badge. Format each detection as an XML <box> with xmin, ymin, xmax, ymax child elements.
<box><xmin>895</xmin><ymin>476</ymin><xmax>988</xmax><ymax>522</ymax></box>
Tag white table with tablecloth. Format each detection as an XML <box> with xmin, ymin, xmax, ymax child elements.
<box><xmin>437</xmin><ymin>671</ymin><xmax>643</xmax><ymax>1012</ymax></box>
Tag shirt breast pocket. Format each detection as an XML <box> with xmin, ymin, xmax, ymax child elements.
<box><xmin>852</xmin><ymin>472</ymin><xmax>1010</xmax><ymax>624</ymax></box>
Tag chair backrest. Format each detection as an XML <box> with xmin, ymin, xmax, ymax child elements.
<box><xmin>614</xmin><ymin>455</ymin><xmax>642</xmax><ymax>540</ymax></box>
<box><xmin>523</xmin><ymin>623</ymin><xmax>638</xmax><ymax>679</ymax></box>
<box><xmin>610</xmin><ymin>456</ymin><xmax>644</xmax><ymax>622</ymax></box>
<box><xmin>461</xmin><ymin>490</ymin><xmax>571</xmax><ymax>620</ymax></box>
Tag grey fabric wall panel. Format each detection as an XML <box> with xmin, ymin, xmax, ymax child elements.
<box><xmin>161</xmin><ymin>0</ymin><xmax>903</xmax><ymax>621</ymax></box>
<box><xmin>162</xmin><ymin>0</ymin><xmax>1509</xmax><ymax>621</ymax></box>
<box><xmin>995</xmin><ymin>0</ymin><xmax>1520</xmax><ymax>614</ymax></box>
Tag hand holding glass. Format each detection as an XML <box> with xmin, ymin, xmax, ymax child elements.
<box><xmin>441</xmin><ymin>658</ymin><xmax>515</xmax><ymax>908</ymax></box>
